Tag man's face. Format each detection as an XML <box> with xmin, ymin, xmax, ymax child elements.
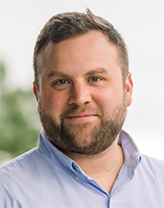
<box><xmin>33</xmin><ymin>30</ymin><xmax>133</xmax><ymax>155</ymax></box>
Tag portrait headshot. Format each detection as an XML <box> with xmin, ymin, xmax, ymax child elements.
<box><xmin>0</xmin><ymin>1</ymin><xmax>164</xmax><ymax>207</ymax></box>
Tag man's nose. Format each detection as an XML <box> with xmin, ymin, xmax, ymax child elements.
<box><xmin>68</xmin><ymin>83</ymin><xmax>92</xmax><ymax>106</ymax></box>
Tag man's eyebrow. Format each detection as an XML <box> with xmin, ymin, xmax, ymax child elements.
<box><xmin>86</xmin><ymin>68</ymin><xmax>108</xmax><ymax>76</ymax></box>
<box><xmin>47</xmin><ymin>71</ymin><xmax>68</xmax><ymax>78</ymax></box>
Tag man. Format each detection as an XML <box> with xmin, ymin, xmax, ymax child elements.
<box><xmin>0</xmin><ymin>9</ymin><xmax>164</xmax><ymax>208</ymax></box>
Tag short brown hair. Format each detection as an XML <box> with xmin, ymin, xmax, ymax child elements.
<box><xmin>33</xmin><ymin>9</ymin><xmax>129</xmax><ymax>88</ymax></box>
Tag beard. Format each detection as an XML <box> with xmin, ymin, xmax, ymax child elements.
<box><xmin>37</xmin><ymin>95</ymin><xmax>127</xmax><ymax>155</ymax></box>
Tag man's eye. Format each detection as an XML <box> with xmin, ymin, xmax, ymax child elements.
<box><xmin>56</xmin><ymin>79</ymin><xmax>68</xmax><ymax>85</ymax></box>
<box><xmin>89</xmin><ymin>77</ymin><xmax>100</xmax><ymax>82</ymax></box>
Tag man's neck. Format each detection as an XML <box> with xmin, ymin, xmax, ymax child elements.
<box><xmin>65</xmin><ymin>136</ymin><xmax>124</xmax><ymax>194</ymax></box>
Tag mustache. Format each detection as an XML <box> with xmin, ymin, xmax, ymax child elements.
<box><xmin>61</xmin><ymin>105</ymin><xmax>102</xmax><ymax>119</ymax></box>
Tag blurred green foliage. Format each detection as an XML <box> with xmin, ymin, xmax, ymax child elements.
<box><xmin>0</xmin><ymin>61</ymin><xmax>41</xmax><ymax>157</ymax></box>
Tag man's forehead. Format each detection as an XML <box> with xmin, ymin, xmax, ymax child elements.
<box><xmin>36</xmin><ymin>31</ymin><xmax>120</xmax><ymax>76</ymax></box>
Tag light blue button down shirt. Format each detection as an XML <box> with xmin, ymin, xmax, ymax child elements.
<box><xmin>0</xmin><ymin>130</ymin><xmax>164</xmax><ymax>208</ymax></box>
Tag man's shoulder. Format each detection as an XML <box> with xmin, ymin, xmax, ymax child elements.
<box><xmin>139</xmin><ymin>154</ymin><xmax>164</xmax><ymax>178</ymax></box>
<box><xmin>141</xmin><ymin>154</ymin><xmax>164</xmax><ymax>167</ymax></box>
<box><xmin>0</xmin><ymin>148</ymin><xmax>40</xmax><ymax>177</ymax></box>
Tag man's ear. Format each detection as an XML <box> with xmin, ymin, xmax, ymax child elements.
<box><xmin>125</xmin><ymin>73</ymin><xmax>133</xmax><ymax>107</ymax></box>
<box><xmin>33</xmin><ymin>82</ymin><xmax>39</xmax><ymax>101</ymax></box>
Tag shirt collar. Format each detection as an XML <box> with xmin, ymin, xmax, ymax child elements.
<box><xmin>38</xmin><ymin>129</ymin><xmax>141</xmax><ymax>173</ymax></box>
<box><xmin>118</xmin><ymin>130</ymin><xmax>141</xmax><ymax>170</ymax></box>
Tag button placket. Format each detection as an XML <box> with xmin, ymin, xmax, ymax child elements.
<box><xmin>72</xmin><ymin>163</ymin><xmax>81</xmax><ymax>182</ymax></box>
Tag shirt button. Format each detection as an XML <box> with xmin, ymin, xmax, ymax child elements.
<box><xmin>75</xmin><ymin>176</ymin><xmax>80</xmax><ymax>181</ymax></box>
<box><xmin>75</xmin><ymin>166</ymin><xmax>80</xmax><ymax>171</ymax></box>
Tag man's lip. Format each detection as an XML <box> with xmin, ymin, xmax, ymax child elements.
<box><xmin>65</xmin><ymin>114</ymin><xmax>98</xmax><ymax>122</ymax></box>
<box><xmin>64</xmin><ymin>113</ymin><xmax>99</xmax><ymax>122</ymax></box>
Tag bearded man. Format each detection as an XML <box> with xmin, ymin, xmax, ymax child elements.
<box><xmin>0</xmin><ymin>9</ymin><xmax>164</xmax><ymax>208</ymax></box>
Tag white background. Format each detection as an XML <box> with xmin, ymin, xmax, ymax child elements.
<box><xmin>0</xmin><ymin>0</ymin><xmax>164</xmax><ymax>160</ymax></box>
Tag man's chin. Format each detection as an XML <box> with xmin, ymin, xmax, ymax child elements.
<box><xmin>64</xmin><ymin>124</ymin><xmax>95</xmax><ymax>140</ymax></box>
<box><xmin>63</xmin><ymin>119</ymin><xmax>99</xmax><ymax>136</ymax></box>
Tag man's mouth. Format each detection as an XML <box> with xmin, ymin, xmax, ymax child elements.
<box><xmin>66</xmin><ymin>114</ymin><xmax>97</xmax><ymax>122</ymax></box>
